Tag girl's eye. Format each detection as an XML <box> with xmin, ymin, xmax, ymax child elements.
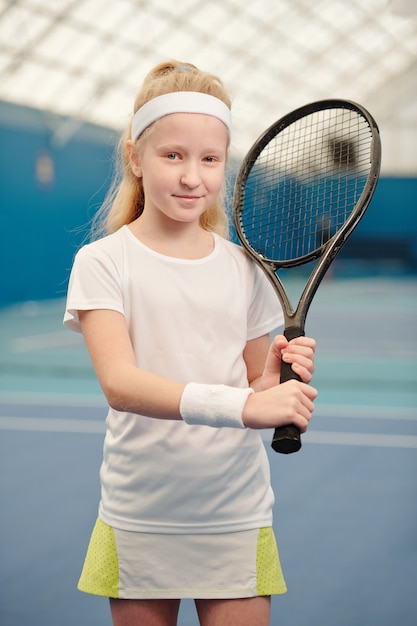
<box><xmin>166</xmin><ymin>153</ymin><xmax>179</xmax><ymax>160</ymax></box>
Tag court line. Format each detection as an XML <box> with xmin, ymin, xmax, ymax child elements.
<box><xmin>303</xmin><ymin>430</ymin><xmax>417</xmax><ymax>448</ymax></box>
<box><xmin>0</xmin><ymin>392</ymin><xmax>105</xmax><ymax>407</ymax></box>
<box><xmin>12</xmin><ymin>332</ymin><xmax>83</xmax><ymax>352</ymax></box>
<box><xmin>0</xmin><ymin>416</ymin><xmax>104</xmax><ymax>433</ymax></box>
<box><xmin>0</xmin><ymin>394</ymin><xmax>415</xmax><ymax>420</ymax></box>
<box><xmin>315</xmin><ymin>404</ymin><xmax>417</xmax><ymax>420</ymax></box>
<box><xmin>1</xmin><ymin>416</ymin><xmax>417</xmax><ymax>448</ymax></box>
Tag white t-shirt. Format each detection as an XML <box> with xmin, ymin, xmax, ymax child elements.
<box><xmin>64</xmin><ymin>226</ymin><xmax>284</xmax><ymax>533</ymax></box>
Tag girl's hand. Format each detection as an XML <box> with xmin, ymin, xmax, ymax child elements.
<box><xmin>261</xmin><ymin>334</ymin><xmax>316</xmax><ymax>390</ymax></box>
<box><xmin>242</xmin><ymin>379</ymin><xmax>318</xmax><ymax>431</ymax></box>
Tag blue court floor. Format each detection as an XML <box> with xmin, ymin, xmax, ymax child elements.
<box><xmin>1</xmin><ymin>275</ymin><xmax>416</xmax><ymax>625</ymax></box>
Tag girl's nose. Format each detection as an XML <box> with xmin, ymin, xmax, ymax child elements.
<box><xmin>180</xmin><ymin>164</ymin><xmax>201</xmax><ymax>188</ymax></box>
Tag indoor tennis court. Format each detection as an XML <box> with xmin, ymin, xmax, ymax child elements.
<box><xmin>1</xmin><ymin>1</ymin><xmax>416</xmax><ymax>625</ymax></box>
<box><xmin>1</xmin><ymin>275</ymin><xmax>416</xmax><ymax>625</ymax></box>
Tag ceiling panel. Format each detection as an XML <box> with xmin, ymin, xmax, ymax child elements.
<box><xmin>0</xmin><ymin>0</ymin><xmax>415</xmax><ymax>168</ymax></box>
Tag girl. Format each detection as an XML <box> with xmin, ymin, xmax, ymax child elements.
<box><xmin>64</xmin><ymin>60</ymin><xmax>317</xmax><ymax>626</ymax></box>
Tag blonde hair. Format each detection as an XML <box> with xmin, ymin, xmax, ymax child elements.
<box><xmin>91</xmin><ymin>61</ymin><xmax>232</xmax><ymax>240</ymax></box>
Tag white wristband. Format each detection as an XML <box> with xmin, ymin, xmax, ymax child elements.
<box><xmin>180</xmin><ymin>382</ymin><xmax>253</xmax><ymax>429</ymax></box>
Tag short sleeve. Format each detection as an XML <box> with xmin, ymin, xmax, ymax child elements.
<box><xmin>246</xmin><ymin>263</ymin><xmax>284</xmax><ymax>340</ymax></box>
<box><xmin>63</xmin><ymin>243</ymin><xmax>125</xmax><ymax>333</ymax></box>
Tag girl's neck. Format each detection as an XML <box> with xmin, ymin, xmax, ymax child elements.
<box><xmin>128</xmin><ymin>218</ymin><xmax>215</xmax><ymax>260</ymax></box>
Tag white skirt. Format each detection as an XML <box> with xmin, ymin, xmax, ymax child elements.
<box><xmin>78</xmin><ymin>518</ymin><xmax>287</xmax><ymax>599</ymax></box>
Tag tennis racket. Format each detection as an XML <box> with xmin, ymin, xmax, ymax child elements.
<box><xmin>232</xmin><ymin>99</ymin><xmax>381</xmax><ymax>454</ymax></box>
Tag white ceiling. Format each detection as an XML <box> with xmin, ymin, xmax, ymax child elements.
<box><xmin>0</xmin><ymin>0</ymin><xmax>416</xmax><ymax>168</ymax></box>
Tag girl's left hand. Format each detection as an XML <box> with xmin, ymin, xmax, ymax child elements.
<box><xmin>261</xmin><ymin>334</ymin><xmax>316</xmax><ymax>390</ymax></box>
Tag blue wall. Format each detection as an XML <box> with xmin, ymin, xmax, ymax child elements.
<box><xmin>340</xmin><ymin>176</ymin><xmax>417</xmax><ymax>265</ymax></box>
<box><xmin>0</xmin><ymin>102</ymin><xmax>118</xmax><ymax>306</ymax></box>
<box><xmin>1</xmin><ymin>101</ymin><xmax>416</xmax><ymax>307</ymax></box>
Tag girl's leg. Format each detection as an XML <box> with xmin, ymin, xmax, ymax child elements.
<box><xmin>110</xmin><ymin>598</ymin><xmax>181</xmax><ymax>626</ymax></box>
<box><xmin>195</xmin><ymin>596</ymin><xmax>271</xmax><ymax>626</ymax></box>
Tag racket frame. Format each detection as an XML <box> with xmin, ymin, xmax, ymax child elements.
<box><xmin>233</xmin><ymin>98</ymin><xmax>381</xmax><ymax>333</ymax></box>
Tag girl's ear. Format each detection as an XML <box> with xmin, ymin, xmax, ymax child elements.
<box><xmin>127</xmin><ymin>140</ymin><xmax>142</xmax><ymax>178</ymax></box>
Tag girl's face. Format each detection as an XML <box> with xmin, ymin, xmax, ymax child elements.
<box><xmin>131</xmin><ymin>112</ymin><xmax>228</xmax><ymax>228</ymax></box>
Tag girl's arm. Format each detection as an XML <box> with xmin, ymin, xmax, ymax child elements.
<box><xmin>79</xmin><ymin>309</ymin><xmax>185</xmax><ymax>419</ymax></box>
<box><xmin>243</xmin><ymin>334</ymin><xmax>270</xmax><ymax>392</ymax></box>
<box><xmin>80</xmin><ymin>309</ymin><xmax>317</xmax><ymax>431</ymax></box>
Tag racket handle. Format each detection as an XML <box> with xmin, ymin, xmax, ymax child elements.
<box><xmin>271</xmin><ymin>424</ymin><xmax>301</xmax><ymax>454</ymax></box>
<box><xmin>271</xmin><ymin>327</ymin><xmax>304</xmax><ymax>454</ymax></box>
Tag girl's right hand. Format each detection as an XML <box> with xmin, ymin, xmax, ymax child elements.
<box><xmin>241</xmin><ymin>380</ymin><xmax>318</xmax><ymax>431</ymax></box>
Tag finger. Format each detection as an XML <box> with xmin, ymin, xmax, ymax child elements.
<box><xmin>271</xmin><ymin>334</ymin><xmax>288</xmax><ymax>357</ymax></box>
<box><xmin>281</xmin><ymin>357</ymin><xmax>315</xmax><ymax>384</ymax></box>
<box><xmin>263</xmin><ymin>336</ymin><xmax>288</xmax><ymax>380</ymax></box>
<box><xmin>303</xmin><ymin>382</ymin><xmax>318</xmax><ymax>400</ymax></box>
<box><xmin>282</xmin><ymin>350</ymin><xmax>315</xmax><ymax>368</ymax></box>
<box><xmin>288</xmin><ymin>336</ymin><xmax>316</xmax><ymax>351</ymax></box>
<box><xmin>290</xmin><ymin>408</ymin><xmax>312</xmax><ymax>432</ymax></box>
<box><xmin>290</xmin><ymin>359</ymin><xmax>315</xmax><ymax>382</ymax></box>
<box><xmin>294</xmin><ymin>398</ymin><xmax>316</xmax><ymax>431</ymax></box>
<box><xmin>283</xmin><ymin>343</ymin><xmax>315</xmax><ymax>360</ymax></box>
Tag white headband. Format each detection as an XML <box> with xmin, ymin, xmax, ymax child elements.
<box><xmin>131</xmin><ymin>91</ymin><xmax>232</xmax><ymax>141</ymax></box>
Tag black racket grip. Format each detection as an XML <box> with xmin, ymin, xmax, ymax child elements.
<box><xmin>271</xmin><ymin>327</ymin><xmax>305</xmax><ymax>454</ymax></box>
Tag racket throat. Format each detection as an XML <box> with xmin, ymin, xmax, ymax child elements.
<box><xmin>284</xmin><ymin>326</ymin><xmax>305</xmax><ymax>342</ymax></box>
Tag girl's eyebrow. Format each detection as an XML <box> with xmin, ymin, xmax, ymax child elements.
<box><xmin>156</xmin><ymin>143</ymin><xmax>226</xmax><ymax>155</ymax></box>
<box><xmin>155</xmin><ymin>143</ymin><xmax>185</xmax><ymax>151</ymax></box>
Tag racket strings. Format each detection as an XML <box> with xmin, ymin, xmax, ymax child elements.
<box><xmin>241</xmin><ymin>108</ymin><xmax>373</xmax><ymax>263</ymax></box>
